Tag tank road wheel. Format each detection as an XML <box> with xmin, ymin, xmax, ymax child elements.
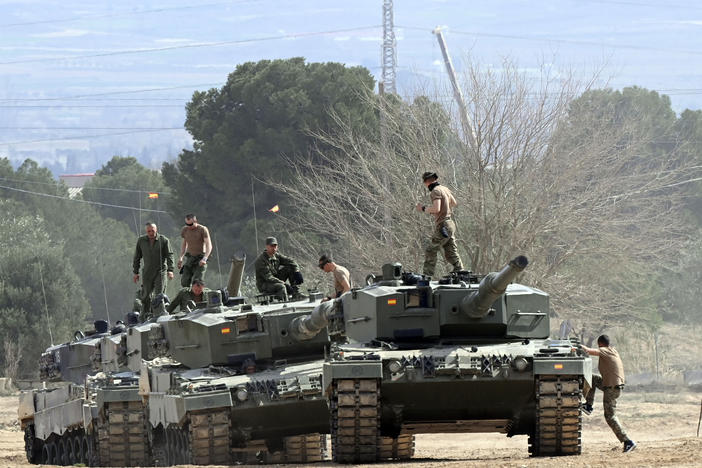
<box><xmin>57</xmin><ymin>436</ymin><xmax>67</xmax><ymax>465</ymax></box>
<box><xmin>42</xmin><ymin>442</ymin><xmax>54</xmax><ymax>464</ymax></box>
<box><xmin>165</xmin><ymin>427</ymin><xmax>176</xmax><ymax>466</ymax></box>
<box><xmin>150</xmin><ymin>426</ymin><xmax>168</xmax><ymax>467</ymax></box>
<box><xmin>529</xmin><ymin>375</ymin><xmax>583</xmax><ymax>456</ymax></box>
<box><xmin>189</xmin><ymin>411</ymin><xmax>231</xmax><ymax>465</ymax></box>
<box><xmin>331</xmin><ymin>378</ymin><xmax>380</xmax><ymax>463</ymax></box>
<box><xmin>65</xmin><ymin>432</ymin><xmax>76</xmax><ymax>465</ymax></box>
<box><xmin>23</xmin><ymin>424</ymin><xmax>42</xmax><ymax>463</ymax></box>
<box><xmin>378</xmin><ymin>434</ymin><xmax>415</xmax><ymax>460</ymax></box>
<box><xmin>98</xmin><ymin>401</ymin><xmax>150</xmax><ymax>466</ymax></box>
<box><xmin>72</xmin><ymin>432</ymin><xmax>85</xmax><ymax>465</ymax></box>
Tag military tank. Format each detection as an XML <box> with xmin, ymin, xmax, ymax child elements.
<box><xmin>291</xmin><ymin>256</ymin><xmax>592</xmax><ymax>462</ymax></box>
<box><xmin>19</xmin><ymin>254</ymin><xmax>335</xmax><ymax>466</ymax></box>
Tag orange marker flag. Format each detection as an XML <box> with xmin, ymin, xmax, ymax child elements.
<box><xmin>148</xmin><ymin>192</ymin><xmax>159</xmax><ymax>199</ymax></box>
<box><xmin>269</xmin><ymin>204</ymin><xmax>280</xmax><ymax>213</ymax></box>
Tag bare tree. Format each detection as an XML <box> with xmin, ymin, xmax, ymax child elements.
<box><xmin>275</xmin><ymin>58</ymin><xmax>701</xmax><ymax>329</ymax></box>
<box><xmin>3</xmin><ymin>339</ymin><xmax>22</xmax><ymax>382</ymax></box>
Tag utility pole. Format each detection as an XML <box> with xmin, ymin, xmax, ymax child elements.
<box><xmin>381</xmin><ymin>0</ymin><xmax>397</xmax><ymax>94</ymax></box>
<box><xmin>432</xmin><ymin>27</ymin><xmax>478</xmax><ymax>151</ymax></box>
<box><xmin>380</xmin><ymin>1</ymin><xmax>396</xmax><ymax>247</ymax></box>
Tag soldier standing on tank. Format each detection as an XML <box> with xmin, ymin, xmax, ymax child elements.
<box><xmin>581</xmin><ymin>335</ymin><xmax>637</xmax><ymax>453</ymax></box>
<box><xmin>254</xmin><ymin>237</ymin><xmax>306</xmax><ymax>301</ymax></box>
<box><xmin>415</xmin><ymin>171</ymin><xmax>464</xmax><ymax>277</ymax></box>
<box><xmin>318</xmin><ymin>253</ymin><xmax>352</xmax><ymax>301</ymax></box>
<box><xmin>133</xmin><ymin>222</ymin><xmax>174</xmax><ymax>320</ymax></box>
<box><xmin>176</xmin><ymin>213</ymin><xmax>212</xmax><ymax>287</ymax></box>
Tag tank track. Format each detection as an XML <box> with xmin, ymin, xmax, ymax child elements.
<box><xmin>529</xmin><ymin>375</ymin><xmax>582</xmax><ymax>456</ymax></box>
<box><xmin>378</xmin><ymin>434</ymin><xmax>415</xmax><ymax>460</ymax></box>
<box><xmin>236</xmin><ymin>433</ymin><xmax>326</xmax><ymax>463</ymax></box>
<box><xmin>189</xmin><ymin>410</ymin><xmax>231</xmax><ymax>465</ymax></box>
<box><xmin>97</xmin><ymin>401</ymin><xmax>150</xmax><ymax>466</ymax></box>
<box><xmin>331</xmin><ymin>378</ymin><xmax>381</xmax><ymax>463</ymax></box>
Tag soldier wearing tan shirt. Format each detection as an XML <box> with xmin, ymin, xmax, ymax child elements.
<box><xmin>415</xmin><ymin>171</ymin><xmax>464</xmax><ymax>277</ymax></box>
<box><xmin>581</xmin><ymin>334</ymin><xmax>636</xmax><ymax>452</ymax></box>
<box><xmin>318</xmin><ymin>254</ymin><xmax>351</xmax><ymax>301</ymax></box>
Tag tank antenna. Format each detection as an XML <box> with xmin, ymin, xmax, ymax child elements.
<box><xmin>99</xmin><ymin>251</ymin><xmax>111</xmax><ymax>325</ymax></box>
<box><xmin>251</xmin><ymin>176</ymin><xmax>259</xmax><ymax>253</ymax></box>
<box><xmin>37</xmin><ymin>261</ymin><xmax>54</xmax><ymax>346</ymax></box>
<box><xmin>213</xmin><ymin>234</ymin><xmax>223</xmax><ymax>281</ymax></box>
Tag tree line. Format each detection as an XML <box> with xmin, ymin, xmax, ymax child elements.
<box><xmin>2</xmin><ymin>57</ymin><xmax>701</xmax><ymax>377</ymax></box>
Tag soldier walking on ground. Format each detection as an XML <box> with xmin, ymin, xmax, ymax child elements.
<box><xmin>318</xmin><ymin>253</ymin><xmax>352</xmax><ymax>301</ymax></box>
<box><xmin>254</xmin><ymin>237</ymin><xmax>306</xmax><ymax>301</ymax></box>
<box><xmin>415</xmin><ymin>171</ymin><xmax>464</xmax><ymax>277</ymax></box>
<box><xmin>177</xmin><ymin>213</ymin><xmax>212</xmax><ymax>287</ymax></box>
<box><xmin>132</xmin><ymin>222</ymin><xmax>174</xmax><ymax>319</ymax></box>
<box><xmin>581</xmin><ymin>335</ymin><xmax>637</xmax><ymax>452</ymax></box>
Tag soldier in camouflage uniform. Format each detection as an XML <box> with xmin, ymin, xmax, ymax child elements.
<box><xmin>133</xmin><ymin>222</ymin><xmax>174</xmax><ymax>320</ymax></box>
<box><xmin>581</xmin><ymin>335</ymin><xmax>637</xmax><ymax>453</ymax></box>
<box><xmin>254</xmin><ymin>237</ymin><xmax>305</xmax><ymax>301</ymax></box>
<box><xmin>415</xmin><ymin>172</ymin><xmax>464</xmax><ymax>277</ymax></box>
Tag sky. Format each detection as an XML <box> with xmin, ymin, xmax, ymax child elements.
<box><xmin>1</xmin><ymin>0</ymin><xmax>702</xmax><ymax>174</ymax></box>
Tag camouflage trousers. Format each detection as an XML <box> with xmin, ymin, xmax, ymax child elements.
<box><xmin>180</xmin><ymin>253</ymin><xmax>207</xmax><ymax>287</ymax></box>
<box><xmin>140</xmin><ymin>271</ymin><xmax>166</xmax><ymax>320</ymax></box>
<box><xmin>258</xmin><ymin>264</ymin><xmax>302</xmax><ymax>300</ymax></box>
<box><xmin>423</xmin><ymin>218</ymin><xmax>463</xmax><ymax>277</ymax></box>
<box><xmin>586</xmin><ymin>374</ymin><xmax>629</xmax><ymax>443</ymax></box>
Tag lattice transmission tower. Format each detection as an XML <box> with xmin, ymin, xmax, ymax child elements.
<box><xmin>381</xmin><ymin>0</ymin><xmax>397</xmax><ymax>95</ymax></box>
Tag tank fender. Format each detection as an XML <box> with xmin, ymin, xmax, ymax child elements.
<box><xmin>18</xmin><ymin>391</ymin><xmax>35</xmax><ymax>422</ymax></box>
<box><xmin>533</xmin><ymin>358</ymin><xmax>592</xmax><ymax>387</ymax></box>
<box><xmin>322</xmin><ymin>361</ymin><xmax>382</xmax><ymax>393</ymax></box>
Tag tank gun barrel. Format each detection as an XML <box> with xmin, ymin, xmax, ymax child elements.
<box><xmin>460</xmin><ymin>255</ymin><xmax>529</xmax><ymax>319</ymax></box>
<box><xmin>289</xmin><ymin>300</ymin><xmax>336</xmax><ymax>341</ymax></box>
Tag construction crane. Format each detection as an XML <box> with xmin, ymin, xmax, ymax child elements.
<box><xmin>432</xmin><ymin>27</ymin><xmax>478</xmax><ymax>150</ymax></box>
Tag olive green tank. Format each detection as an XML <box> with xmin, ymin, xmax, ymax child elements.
<box><xmin>292</xmin><ymin>256</ymin><xmax>593</xmax><ymax>462</ymax></box>
<box><xmin>19</xmin><ymin>253</ymin><xmax>334</xmax><ymax>466</ymax></box>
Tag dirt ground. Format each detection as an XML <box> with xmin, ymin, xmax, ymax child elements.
<box><xmin>1</xmin><ymin>388</ymin><xmax>700</xmax><ymax>468</ymax></box>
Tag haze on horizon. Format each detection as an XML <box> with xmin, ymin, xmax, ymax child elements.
<box><xmin>1</xmin><ymin>0</ymin><xmax>701</xmax><ymax>175</ymax></box>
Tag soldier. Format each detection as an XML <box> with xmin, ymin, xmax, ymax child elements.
<box><xmin>176</xmin><ymin>213</ymin><xmax>212</xmax><ymax>287</ymax></box>
<box><xmin>415</xmin><ymin>171</ymin><xmax>464</xmax><ymax>277</ymax></box>
<box><xmin>318</xmin><ymin>253</ymin><xmax>352</xmax><ymax>301</ymax></box>
<box><xmin>132</xmin><ymin>222</ymin><xmax>174</xmax><ymax>320</ymax></box>
<box><xmin>581</xmin><ymin>335</ymin><xmax>637</xmax><ymax>453</ymax></box>
<box><xmin>167</xmin><ymin>279</ymin><xmax>209</xmax><ymax>313</ymax></box>
<box><xmin>254</xmin><ymin>237</ymin><xmax>305</xmax><ymax>301</ymax></box>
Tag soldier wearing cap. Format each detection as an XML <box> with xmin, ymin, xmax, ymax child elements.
<box><xmin>415</xmin><ymin>171</ymin><xmax>464</xmax><ymax>277</ymax></box>
<box><xmin>254</xmin><ymin>237</ymin><xmax>306</xmax><ymax>301</ymax></box>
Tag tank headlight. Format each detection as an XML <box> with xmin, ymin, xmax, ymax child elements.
<box><xmin>512</xmin><ymin>356</ymin><xmax>529</xmax><ymax>372</ymax></box>
<box><xmin>387</xmin><ymin>360</ymin><xmax>403</xmax><ymax>373</ymax></box>
<box><xmin>236</xmin><ymin>388</ymin><xmax>249</xmax><ymax>402</ymax></box>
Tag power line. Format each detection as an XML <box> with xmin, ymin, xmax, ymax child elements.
<box><xmin>0</xmin><ymin>128</ymin><xmax>187</xmax><ymax>147</ymax></box>
<box><xmin>0</xmin><ymin>105</ymin><xmax>184</xmax><ymax>108</ymax></box>
<box><xmin>575</xmin><ymin>0</ymin><xmax>702</xmax><ymax>10</ymax></box>
<box><xmin>0</xmin><ymin>25</ymin><xmax>381</xmax><ymax>66</ymax></box>
<box><xmin>0</xmin><ymin>176</ymin><xmax>170</xmax><ymax>194</ymax></box>
<box><xmin>0</xmin><ymin>126</ymin><xmax>183</xmax><ymax>130</ymax></box>
<box><xmin>0</xmin><ymin>82</ymin><xmax>224</xmax><ymax>102</ymax></box>
<box><xmin>0</xmin><ymin>184</ymin><xmax>169</xmax><ymax>213</ymax></box>
<box><xmin>1</xmin><ymin>1</ymin><xmax>259</xmax><ymax>28</ymax></box>
<box><xmin>398</xmin><ymin>25</ymin><xmax>702</xmax><ymax>57</ymax></box>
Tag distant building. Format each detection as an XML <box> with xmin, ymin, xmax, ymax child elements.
<box><xmin>59</xmin><ymin>173</ymin><xmax>94</xmax><ymax>198</ymax></box>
